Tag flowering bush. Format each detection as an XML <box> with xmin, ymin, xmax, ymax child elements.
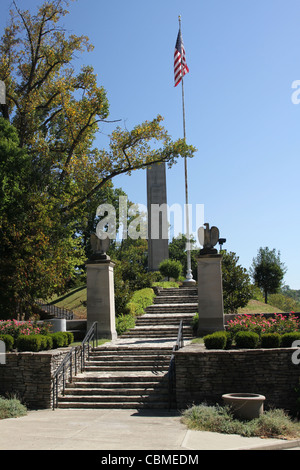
<box><xmin>0</xmin><ymin>319</ymin><xmax>52</xmax><ymax>340</ymax></box>
<box><xmin>227</xmin><ymin>313</ymin><xmax>300</xmax><ymax>338</ymax></box>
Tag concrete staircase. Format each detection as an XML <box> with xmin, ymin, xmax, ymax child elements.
<box><xmin>57</xmin><ymin>287</ymin><xmax>197</xmax><ymax>409</ymax></box>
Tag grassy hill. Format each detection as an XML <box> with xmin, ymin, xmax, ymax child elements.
<box><xmin>237</xmin><ymin>299</ymin><xmax>284</xmax><ymax>314</ymax></box>
<box><xmin>48</xmin><ymin>286</ymin><xmax>87</xmax><ymax>318</ymax></box>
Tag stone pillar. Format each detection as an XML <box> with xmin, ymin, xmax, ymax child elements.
<box><xmin>86</xmin><ymin>258</ymin><xmax>117</xmax><ymax>340</ymax></box>
<box><xmin>197</xmin><ymin>254</ymin><xmax>224</xmax><ymax>336</ymax></box>
<box><xmin>147</xmin><ymin>163</ymin><xmax>169</xmax><ymax>271</ymax></box>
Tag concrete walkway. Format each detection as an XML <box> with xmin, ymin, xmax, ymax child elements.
<box><xmin>0</xmin><ymin>408</ymin><xmax>299</xmax><ymax>451</ymax></box>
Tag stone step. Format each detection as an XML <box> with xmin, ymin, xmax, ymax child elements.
<box><xmin>85</xmin><ymin>356</ymin><xmax>170</xmax><ymax>365</ymax></box>
<box><xmin>88</xmin><ymin>354</ymin><xmax>171</xmax><ymax>362</ymax></box>
<box><xmin>155</xmin><ymin>287</ymin><xmax>197</xmax><ymax>295</ymax></box>
<box><xmin>72</xmin><ymin>374</ymin><xmax>168</xmax><ymax>384</ymax></box>
<box><xmin>66</xmin><ymin>381</ymin><xmax>167</xmax><ymax>390</ymax></box>
<box><xmin>145</xmin><ymin>304</ymin><xmax>197</xmax><ymax>312</ymax></box>
<box><xmin>58</xmin><ymin>391</ymin><xmax>170</xmax><ymax>403</ymax></box>
<box><xmin>120</xmin><ymin>331</ymin><xmax>193</xmax><ymax>337</ymax></box>
<box><xmin>64</xmin><ymin>387</ymin><xmax>169</xmax><ymax>396</ymax></box>
<box><xmin>153</xmin><ymin>296</ymin><xmax>197</xmax><ymax>304</ymax></box>
<box><xmin>135</xmin><ymin>315</ymin><xmax>194</xmax><ymax>323</ymax></box>
<box><xmin>57</xmin><ymin>400</ymin><xmax>170</xmax><ymax>409</ymax></box>
<box><xmin>84</xmin><ymin>365</ymin><xmax>170</xmax><ymax>372</ymax></box>
<box><xmin>91</xmin><ymin>346</ymin><xmax>172</xmax><ymax>353</ymax></box>
<box><xmin>89</xmin><ymin>350</ymin><xmax>171</xmax><ymax>357</ymax></box>
<box><xmin>121</xmin><ymin>328</ymin><xmax>193</xmax><ymax>335</ymax></box>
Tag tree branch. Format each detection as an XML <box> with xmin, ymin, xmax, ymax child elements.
<box><xmin>61</xmin><ymin>156</ymin><xmax>170</xmax><ymax>213</ymax></box>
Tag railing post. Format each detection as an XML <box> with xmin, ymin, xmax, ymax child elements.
<box><xmin>70</xmin><ymin>353</ymin><xmax>73</xmax><ymax>383</ymax></box>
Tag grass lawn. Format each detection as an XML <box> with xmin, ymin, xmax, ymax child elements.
<box><xmin>48</xmin><ymin>286</ymin><xmax>87</xmax><ymax>318</ymax></box>
<box><xmin>237</xmin><ymin>299</ymin><xmax>284</xmax><ymax>314</ymax></box>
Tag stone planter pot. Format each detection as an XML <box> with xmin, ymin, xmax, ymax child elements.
<box><xmin>222</xmin><ymin>393</ymin><xmax>266</xmax><ymax>420</ymax></box>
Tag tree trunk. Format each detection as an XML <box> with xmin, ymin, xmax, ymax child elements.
<box><xmin>264</xmin><ymin>290</ymin><xmax>268</xmax><ymax>304</ymax></box>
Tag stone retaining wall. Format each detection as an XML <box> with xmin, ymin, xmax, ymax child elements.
<box><xmin>0</xmin><ymin>349</ymin><xmax>70</xmax><ymax>409</ymax></box>
<box><xmin>175</xmin><ymin>344</ymin><xmax>300</xmax><ymax>413</ymax></box>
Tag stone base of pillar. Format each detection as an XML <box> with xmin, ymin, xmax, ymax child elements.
<box><xmin>86</xmin><ymin>258</ymin><xmax>117</xmax><ymax>340</ymax></box>
<box><xmin>197</xmin><ymin>254</ymin><xmax>224</xmax><ymax>336</ymax></box>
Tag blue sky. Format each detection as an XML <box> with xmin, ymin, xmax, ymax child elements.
<box><xmin>1</xmin><ymin>0</ymin><xmax>300</xmax><ymax>289</ymax></box>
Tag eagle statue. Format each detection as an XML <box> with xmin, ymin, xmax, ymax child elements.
<box><xmin>198</xmin><ymin>223</ymin><xmax>220</xmax><ymax>254</ymax></box>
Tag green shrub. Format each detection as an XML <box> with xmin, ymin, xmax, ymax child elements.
<box><xmin>281</xmin><ymin>332</ymin><xmax>300</xmax><ymax>347</ymax></box>
<box><xmin>50</xmin><ymin>331</ymin><xmax>73</xmax><ymax>348</ymax></box>
<box><xmin>45</xmin><ymin>335</ymin><xmax>53</xmax><ymax>350</ymax></box>
<box><xmin>260</xmin><ymin>333</ymin><xmax>281</xmax><ymax>348</ymax></box>
<box><xmin>192</xmin><ymin>313</ymin><xmax>198</xmax><ymax>335</ymax></box>
<box><xmin>0</xmin><ymin>396</ymin><xmax>27</xmax><ymax>420</ymax></box>
<box><xmin>126</xmin><ymin>288</ymin><xmax>155</xmax><ymax>316</ymax></box>
<box><xmin>116</xmin><ymin>314</ymin><xmax>135</xmax><ymax>335</ymax></box>
<box><xmin>204</xmin><ymin>331</ymin><xmax>228</xmax><ymax>350</ymax></box>
<box><xmin>50</xmin><ymin>332</ymin><xmax>66</xmax><ymax>348</ymax></box>
<box><xmin>181</xmin><ymin>404</ymin><xmax>300</xmax><ymax>439</ymax></box>
<box><xmin>234</xmin><ymin>331</ymin><xmax>259</xmax><ymax>349</ymax></box>
<box><xmin>0</xmin><ymin>334</ymin><xmax>14</xmax><ymax>351</ymax></box>
<box><xmin>159</xmin><ymin>259</ymin><xmax>182</xmax><ymax>281</ymax></box>
<box><xmin>16</xmin><ymin>334</ymin><xmax>44</xmax><ymax>352</ymax></box>
<box><xmin>65</xmin><ymin>331</ymin><xmax>74</xmax><ymax>345</ymax></box>
<box><xmin>225</xmin><ymin>331</ymin><xmax>233</xmax><ymax>349</ymax></box>
<box><xmin>12</xmin><ymin>331</ymin><xmax>71</xmax><ymax>352</ymax></box>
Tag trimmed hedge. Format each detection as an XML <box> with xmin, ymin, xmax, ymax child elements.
<box><xmin>202</xmin><ymin>329</ymin><xmax>300</xmax><ymax>350</ymax></box>
<box><xmin>0</xmin><ymin>334</ymin><xmax>14</xmax><ymax>352</ymax></box>
<box><xmin>281</xmin><ymin>332</ymin><xmax>300</xmax><ymax>348</ymax></box>
<box><xmin>16</xmin><ymin>335</ymin><xmax>47</xmax><ymax>352</ymax></box>
<box><xmin>232</xmin><ymin>331</ymin><xmax>260</xmax><ymax>349</ymax></box>
<box><xmin>203</xmin><ymin>331</ymin><xmax>231</xmax><ymax>350</ymax></box>
<box><xmin>260</xmin><ymin>333</ymin><xmax>282</xmax><ymax>349</ymax></box>
<box><xmin>15</xmin><ymin>331</ymin><xmax>74</xmax><ymax>352</ymax></box>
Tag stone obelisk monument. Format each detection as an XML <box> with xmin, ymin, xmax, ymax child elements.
<box><xmin>147</xmin><ymin>163</ymin><xmax>169</xmax><ymax>271</ymax></box>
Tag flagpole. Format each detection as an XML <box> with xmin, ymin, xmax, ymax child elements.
<box><xmin>178</xmin><ymin>15</ymin><xmax>195</xmax><ymax>285</ymax></box>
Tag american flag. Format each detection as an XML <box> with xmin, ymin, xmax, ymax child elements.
<box><xmin>174</xmin><ymin>28</ymin><xmax>189</xmax><ymax>87</ymax></box>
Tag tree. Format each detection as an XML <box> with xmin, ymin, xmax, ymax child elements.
<box><xmin>250</xmin><ymin>247</ymin><xmax>286</xmax><ymax>304</ymax></box>
<box><xmin>168</xmin><ymin>234</ymin><xmax>200</xmax><ymax>280</ymax></box>
<box><xmin>0</xmin><ymin>117</ymin><xmax>84</xmax><ymax>319</ymax></box>
<box><xmin>0</xmin><ymin>0</ymin><xmax>195</xmax><ymax>217</ymax></box>
<box><xmin>221</xmin><ymin>251</ymin><xmax>253</xmax><ymax>313</ymax></box>
<box><xmin>159</xmin><ymin>259</ymin><xmax>182</xmax><ymax>281</ymax></box>
<box><xmin>0</xmin><ymin>0</ymin><xmax>196</xmax><ymax>316</ymax></box>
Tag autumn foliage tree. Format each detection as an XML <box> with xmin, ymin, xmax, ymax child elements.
<box><xmin>0</xmin><ymin>117</ymin><xmax>84</xmax><ymax>319</ymax></box>
<box><xmin>0</xmin><ymin>0</ymin><xmax>195</xmax><ymax>317</ymax></box>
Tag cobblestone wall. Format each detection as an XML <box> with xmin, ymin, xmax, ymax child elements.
<box><xmin>0</xmin><ymin>349</ymin><xmax>69</xmax><ymax>409</ymax></box>
<box><xmin>175</xmin><ymin>344</ymin><xmax>300</xmax><ymax>413</ymax></box>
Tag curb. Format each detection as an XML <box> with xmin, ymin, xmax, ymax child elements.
<box><xmin>238</xmin><ymin>438</ymin><xmax>300</xmax><ymax>451</ymax></box>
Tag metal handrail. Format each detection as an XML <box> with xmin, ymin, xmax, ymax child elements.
<box><xmin>80</xmin><ymin>322</ymin><xmax>98</xmax><ymax>371</ymax></box>
<box><xmin>35</xmin><ymin>300</ymin><xmax>74</xmax><ymax>320</ymax></box>
<box><xmin>52</xmin><ymin>322</ymin><xmax>98</xmax><ymax>410</ymax></box>
<box><xmin>168</xmin><ymin>319</ymin><xmax>184</xmax><ymax>410</ymax></box>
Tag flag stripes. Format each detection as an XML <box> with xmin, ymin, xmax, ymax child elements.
<box><xmin>174</xmin><ymin>29</ymin><xmax>189</xmax><ymax>87</ymax></box>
